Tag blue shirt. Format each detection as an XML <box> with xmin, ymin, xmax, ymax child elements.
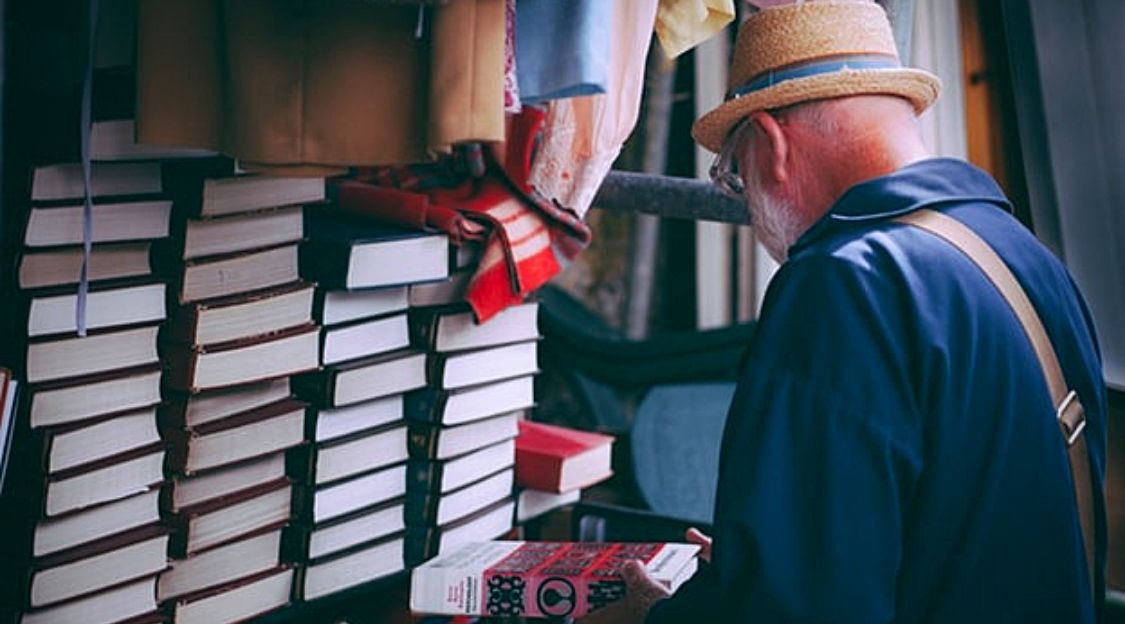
<box><xmin>646</xmin><ymin>158</ymin><xmax>1107</xmax><ymax>623</ymax></box>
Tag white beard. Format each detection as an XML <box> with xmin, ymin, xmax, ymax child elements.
<box><xmin>745</xmin><ymin>176</ymin><xmax>803</xmax><ymax>263</ymax></box>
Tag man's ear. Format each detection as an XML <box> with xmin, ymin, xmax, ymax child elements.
<box><xmin>748</xmin><ymin>111</ymin><xmax>789</xmax><ymax>185</ymax></box>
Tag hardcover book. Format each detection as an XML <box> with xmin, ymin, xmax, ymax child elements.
<box><xmin>157</xmin><ymin>527</ymin><xmax>283</xmax><ymax>602</ymax></box>
<box><xmin>174</xmin><ymin>204</ymin><xmax>304</xmax><ymax>261</ymax></box>
<box><xmin>162</xmin><ymin>398</ymin><xmax>308</xmax><ymax>475</ymax></box>
<box><xmin>18</xmin><ymin>242</ymin><xmax>152</xmax><ymax>289</ymax></box>
<box><xmin>320</xmin><ymin>313</ymin><xmax>409</xmax><ymax>366</ymax></box>
<box><xmin>515</xmin><ymin>421</ymin><xmax>614</xmax><ymax>494</ymax></box>
<box><xmin>301</xmin><ymin>211</ymin><xmax>449</xmax><ymax>290</ymax></box>
<box><xmin>22</xmin><ymin>280</ymin><xmax>165</xmax><ymax>338</ymax></box>
<box><xmin>164</xmin><ymin>281</ymin><xmax>315</xmax><ymax>347</ymax></box>
<box><xmin>1</xmin><ymin>524</ymin><xmax>169</xmax><ymax>610</ymax></box>
<box><xmin>296</xmin><ymin>534</ymin><xmax>406</xmax><ymax>602</ymax></box>
<box><xmin>167</xmin><ymin>478</ymin><xmax>292</xmax><ymax>557</ymax></box>
<box><xmin>299</xmin><ymin>463</ymin><xmax>407</xmax><ymax>526</ymax></box>
<box><xmin>409</xmin><ymin>541</ymin><xmax>700</xmax><ymax>619</ymax></box>
<box><xmin>30</xmin><ymin>162</ymin><xmax>162</xmax><ymax>202</ymax></box>
<box><xmin>287</xmin><ymin>422</ymin><xmax>408</xmax><ymax>487</ymax></box>
<box><xmin>168</xmin><ymin>242</ymin><xmax>300</xmax><ymax>304</ymax></box>
<box><xmin>37</xmin><ymin>405</ymin><xmax>161</xmax><ymax>475</ymax></box>
<box><xmin>165</xmin><ymin>167</ymin><xmax>325</xmax><ymax>219</ymax></box>
<box><xmin>17</xmin><ymin>574</ymin><xmax>159</xmax><ymax>624</ymax></box>
<box><xmin>25</xmin><ymin>322</ymin><xmax>161</xmax><ymax>384</ymax></box>
<box><xmin>410</xmin><ymin>301</ymin><xmax>539</xmax><ymax>354</ymax></box>
<box><xmin>283</xmin><ymin>497</ymin><xmax>405</xmax><ymax>562</ymax></box>
<box><xmin>427</xmin><ymin>340</ymin><xmax>539</xmax><ymax>390</ymax></box>
<box><xmin>405</xmin><ymin>468</ymin><xmax>514</xmax><ymax>528</ymax></box>
<box><xmin>314</xmin><ymin>285</ymin><xmax>408</xmax><ymax>327</ymax></box>
<box><xmin>311</xmin><ymin>394</ymin><xmax>402</xmax><ymax>444</ymax></box>
<box><xmin>407</xmin><ymin>411</ymin><xmax>521</xmax><ymax>462</ymax></box>
<box><xmin>24</xmin><ymin>198</ymin><xmax>170</xmax><ymax>247</ymax></box>
<box><xmin>160</xmin><ymin>378</ymin><xmax>291</xmax><ymax>431</ymax></box>
<box><xmin>404</xmin><ymin>498</ymin><xmax>515</xmax><ymax>566</ymax></box>
<box><xmin>27</xmin><ymin>364</ymin><xmax>162</xmax><ymax>429</ymax></box>
<box><xmin>407</xmin><ymin>438</ymin><xmax>516</xmax><ymax>495</ymax></box>
<box><xmin>292</xmin><ymin>348</ymin><xmax>426</xmax><ymax>408</ymax></box>
<box><xmin>164</xmin><ymin>451</ymin><xmax>287</xmax><ymax>513</ymax></box>
<box><xmin>167</xmin><ymin>565</ymin><xmax>294</xmax><ymax>624</ymax></box>
<box><xmin>162</xmin><ymin>323</ymin><xmax>319</xmax><ymax>393</ymax></box>
<box><xmin>405</xmin><ymin>376</ymin><xmax>534</xmax><ymax>426</ymax></box>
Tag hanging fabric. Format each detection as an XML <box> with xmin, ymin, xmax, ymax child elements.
<box><xmin>135</xmin><ymin>1</ymin><xmax>506</xmax><ymax>173</ymax></box>
<box><xmin>514</xmin><ymin>0</ymin><xmax>613</xmax><ymax>104</ymax></box>
<box><xmin>428</xmin><ymin>0</ymin><xmax>507</xmax><ymax>155</ymax></box>
<box><xmin>523</xmin><ymin>0</ymin><xmax>661</xmax><ymax>219</ymax></box>
<box><xmin>654</xmin><ymin>0</ymin><xmax>736</xmax><ymax>59</ymax></box>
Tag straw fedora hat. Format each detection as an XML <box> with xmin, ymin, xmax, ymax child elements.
<box><xmin>692</xmin><ymin>0</ymin><xmax>940</xmax><ymax>153</ymax></box>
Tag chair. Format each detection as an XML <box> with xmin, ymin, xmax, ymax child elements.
<box><xmin>535</xmin><ymin>283</ymin><xmax>753</xmax><ymax>534</ymax></box>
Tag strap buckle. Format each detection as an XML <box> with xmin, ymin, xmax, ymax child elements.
<box><xmin>1056</xmin><ymin>390</ymin><xmax>1086</xmax><ymax>447</ymax></box>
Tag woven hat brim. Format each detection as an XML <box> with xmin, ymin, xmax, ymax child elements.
<box><xmin>692</xmin><ymin>68</ymin><xmax>940</xmax><ymax>153</ymax></box>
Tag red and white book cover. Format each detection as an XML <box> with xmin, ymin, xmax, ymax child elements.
<box><xmin>409</xmin><ymin>540</ymin><xmax>699</xmax><ymax>619</ymax></box>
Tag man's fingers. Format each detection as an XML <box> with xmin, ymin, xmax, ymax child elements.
<box><xmin>685</xmin><ymin>527</ymin><xmax>712</xmax><ymax>546</ymax></box>
<box><xmin>685</xmin><ymin>527</ymin><xmax>713</xmax><ymax>563</ymax></box>
<box><xmin>623</xmin><ymin>560</ymin><xmax>671</xmax><ymax>599</ymax></box>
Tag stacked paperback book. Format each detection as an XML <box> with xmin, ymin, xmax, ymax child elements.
<box><xmin>0</xmin><ymin>154</ymin><xmax>174</xmax><ymax>623</ymax></box>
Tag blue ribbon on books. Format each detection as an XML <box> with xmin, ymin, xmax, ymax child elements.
<box><xmin>77</xmin><ymin>0</ymin><xmax>99</xmax><ymax>336</ymax></box>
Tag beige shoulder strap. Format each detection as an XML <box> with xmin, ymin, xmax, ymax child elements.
<box><xmin>895</xmin><ymin>209</ymin><xmax>1096</xmax><ymax>594</ymax></box>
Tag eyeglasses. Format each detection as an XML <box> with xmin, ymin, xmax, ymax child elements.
<box><xmin>708</xmin><ymin>119</ymin><xmax>748</xmax><ymax>198</ymax></box>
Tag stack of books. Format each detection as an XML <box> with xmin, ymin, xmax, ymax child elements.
<box><xmin>402</xmin><ymin>300</ymin><xmax>541</xmax><ymax>566</ymax></box>
<box><xmin>287</xmin><ymin>210</ymin><xmax>447</xmax><ymax>602</ymax></box>
<box><xmin>0</xmin><ymin>160</ymin><xmax>173</xmax><ymax>624</ymax></box>
<box><xmin>155</xmin><ymin>162</ymin><xmax>325</xmax><ymax>622</ymax></box>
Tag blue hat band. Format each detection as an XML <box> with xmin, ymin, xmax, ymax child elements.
<box><xmin>727</xmin><ymin>55</ymin><xmax>902</xmax><ymax>101</ymax></box>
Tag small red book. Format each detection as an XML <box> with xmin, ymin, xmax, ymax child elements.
<box><xmin>514</xmin><ymin>421</ymin><xmax>613</xmax><ymax>494</ymax></box>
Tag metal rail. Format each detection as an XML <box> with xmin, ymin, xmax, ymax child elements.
<box><xmin>592</xmin><ymin>170</ymin><xmax>750</xmax><ymax>225</ymax></box>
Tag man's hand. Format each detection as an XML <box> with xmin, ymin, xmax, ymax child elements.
<box><xmin>577</xmin><ymin>560</ymin><xmax>671</xmax><ymax>624</ymax></box>
<box><xmin>685</xmin><ymin>527</ymin><xmax>712</xmax><ymax>563</ymax></box>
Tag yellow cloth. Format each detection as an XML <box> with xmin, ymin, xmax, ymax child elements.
<box><xmin>654</xmin><ymin>0</ymin><xmax>736</xmax><ymax>59</ymax></box>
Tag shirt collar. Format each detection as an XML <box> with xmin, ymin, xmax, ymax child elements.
<box><xmin>790</xmin><ymin>157</ymin><xmax>1013</xmax><ymax>254</ymax></box>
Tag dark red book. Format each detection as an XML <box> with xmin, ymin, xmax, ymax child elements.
<box><xmin>514</xmin><ymin>421</ymin><xmax>614</xmax><ymax>494</ymax></box>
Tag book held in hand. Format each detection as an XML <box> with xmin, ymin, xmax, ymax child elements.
<box><xmin>409</xmin><ymin>541</ymin><xmax>700</xmax><ymax>619</ymax></box>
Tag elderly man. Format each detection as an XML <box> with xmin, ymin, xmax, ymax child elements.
<box><xmin>584</xmin><ymin>1</ymin><xmax>1107</xmax><ymax>622</ymax></box>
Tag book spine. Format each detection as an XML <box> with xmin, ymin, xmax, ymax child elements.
<box><xmin>406</xmin><ymin>459</ymin><xmax>443</xmax><ymax>494</ymax></box>
<box><xmin>160</xmin><ymin>344</ymin><xmax>201</xmax><ymax>393</ymax></box>
<box><xmin>284</xmin><ymin>444</ymin><xmax>316</xmax><ymax>486</ymax></box>
<box><xmin>513</xmin><ymin>449</ymin><xmax>565</xmax><ymax>493</ymax></box>
<box><xmin>403</xmin><ymin>490</ymin><xmax>442</xmax><ymax>527</ymax></box>
<box><xmin>161</xmin><ymin>428</ymin><xmax>192</xmax><ymax>476</ymax></box>
<box><xmin>406</xmin><ymin>426</ymin><xmax>440</xmax><ymax>460</ymax></box>
<box><xmin>407</xmin><ymin>312</ymin><xmax>439</xmax><ymax>352</ymax></box>
<box><xmin>425</xmin><ymin>354</ymin><xmax>448</xmax><ymax>389</ymax></box>
<box><xmin>404</xmin><ymin>525</ymin><xmax>438</xmax><ymax>567</ymax></box>
<box><xmin>403</xmin><ymin>389</ymin><xmax>444</xmax><ymax>424</ymax></box>
<box><xmin>161</xmin><ymin>302</ymin><xmax>202</xmax><ymax>346</ymax></box>
<box><xmin>280</xmin><ymin>524</ymin><xmax>311</xmax><ymax>564</ymax></box>
<box><xmin>297</xmin><ymin>240</ymin><xmax>350</xmax><ymax>291</ymax></box>
<box><xmin>290</xmin><ymin>370</ymin><xmax>335</xmax><ymax>409</ymax></box>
